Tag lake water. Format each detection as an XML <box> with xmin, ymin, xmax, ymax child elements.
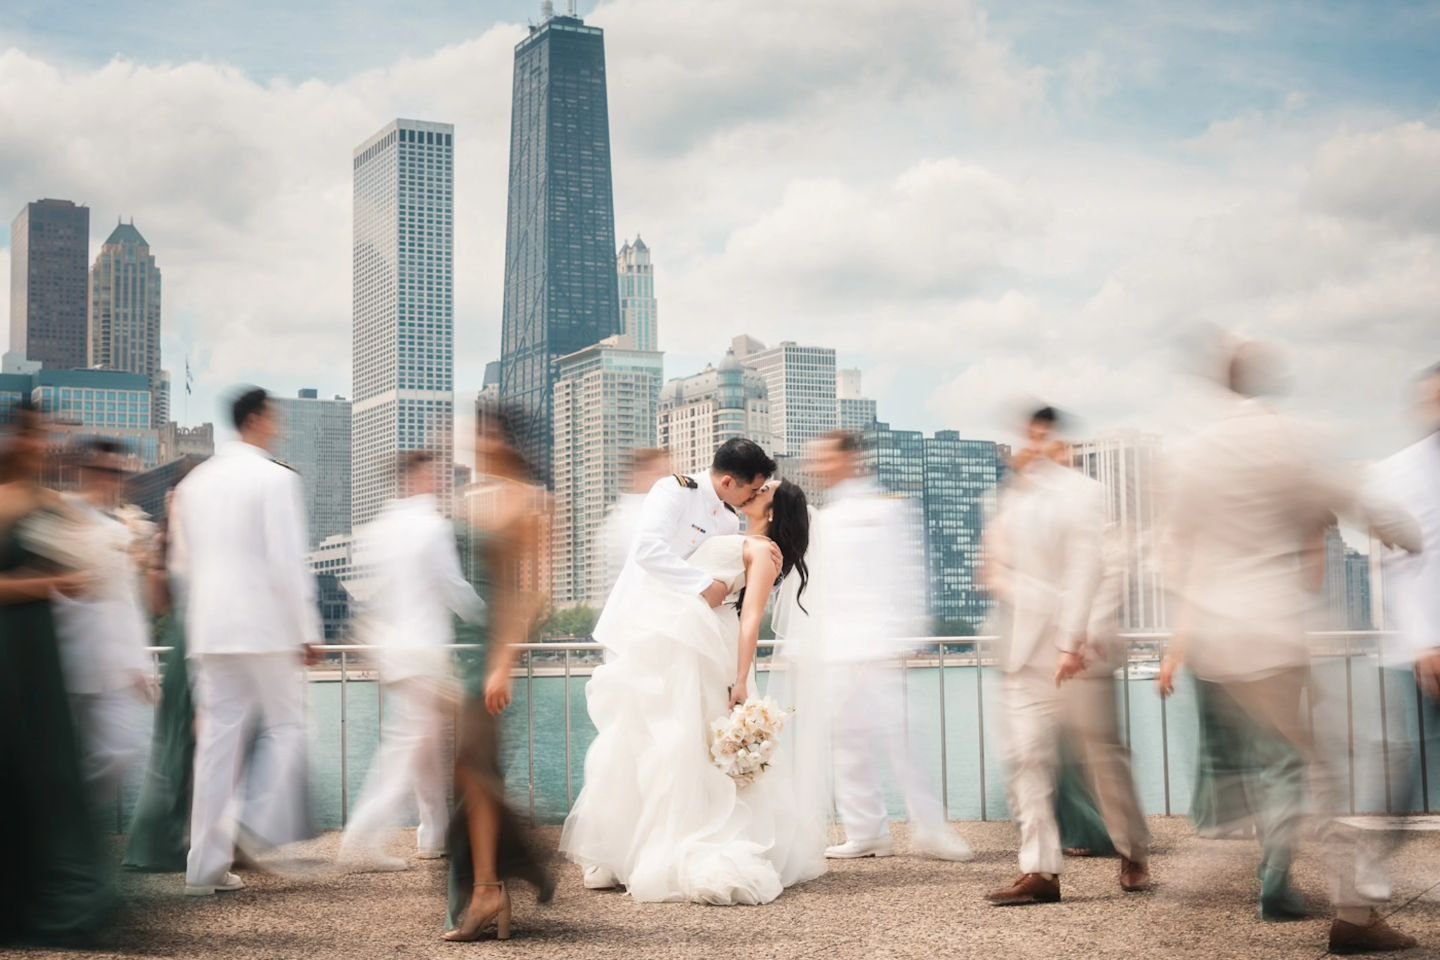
<box><xmin>118</xmin><ymin>656</ymin><xmax>1437</xmax><ymax>830</ymax></box>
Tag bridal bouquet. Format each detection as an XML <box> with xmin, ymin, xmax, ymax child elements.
<box><xmin>709</xmin><ymin>697</ymin><xmax>788</xmax><ymax>787</ymax></box>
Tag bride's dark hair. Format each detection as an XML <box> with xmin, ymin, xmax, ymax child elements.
<box><xmin>737</xmin><ymin>479</ymin><xmax>810</xmax><ymax>616</ymax></box>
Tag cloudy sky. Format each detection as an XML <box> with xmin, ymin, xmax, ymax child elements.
<box><xmin>2</xmin><ymin>0</ymin><xmax>1437</xmax><ymax>455</ymax></box>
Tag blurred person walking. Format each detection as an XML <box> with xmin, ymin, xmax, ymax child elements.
<box><xmin>982</xmin><ymin>409</ymin><xmax>1150</xmax><ymax>906</ymax></box>
<box><xmin>169</xmin><ymin>387</ymin><xmax>319</xmax><ymax>896</ymax></box>
<box><xmin>1161</xmin><ymin>341</ymin><xmax>1421</xmax><ymax>953</ymax></box>
<box><xmin>0</xmin><ymin>405</ymin><xmax>116</xmax><ymax>946</ymax></box>
<box><xmin>444</xmin><ymin>402</ymin><xmax>554</xmax><ymax>941</ymax></box>
<box><xmin>340</xmin><ymin>450</ymin><xmax>484</xmax><ymax>870</ymax></box>
<box><xmin>600</xmin><ymin>447</ymin><xmax>671</xmax><ymax>595</ymax></box>
<box><xmin>808</xmin><ymin>431</ymin><xmax>975</xmax><ymax>864</ymax></box>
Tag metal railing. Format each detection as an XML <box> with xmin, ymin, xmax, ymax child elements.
<box><xmin>131</xmin><ymin>629</ymin><xmax>1432</xmax><ymax>829</ymax></box>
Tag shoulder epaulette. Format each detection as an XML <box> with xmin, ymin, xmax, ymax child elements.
<box><xmin>724</xmin><ymin>503</ymin><xmax>737</xmax><ymax>514</ymax></box>
<box><xmin>271</xmin><ymin>458</ymin><xmax>297</xmax><ymax>473</ymax></box>
<box><xmin>674</xmin><ymin>474</ymin><xmax>697</xmax><ymax>489</ymax></box>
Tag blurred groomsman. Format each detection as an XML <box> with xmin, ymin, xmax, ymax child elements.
<box><xmin>983</xmin><ymin>408</ymin><xmax>1150</xmax><ymax>907</ymax></box>
<box><xmin>170</xmin><ymin>388</ymin><xmax>320</xmax><ymax>896</ymax></box>
<box><xmin>54</xmin><ymin>439</ymin><xmax>155</xmax><ymax>802</ymax></box>
<box><xmin>809</xmin><ymin>431</ymin><xmax>974</xmax><ymax>863</ymax></box>
<box><xmin>600</xmin><ymin>448</ymin><xmax>671</xmax><ymax>595</ymax></box>
<box><xmin>1164</xmin><ymin>341</ymin><xmax>1421</xmax><ymax>954</ymax></box>
<box><xmin>340</xmin><ymin>451</ymin><xmax>484</xmax><ymax>869</ymax></box>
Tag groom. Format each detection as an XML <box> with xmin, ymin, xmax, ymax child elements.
<box><xmin>582</xmin><ymin>436</ymin><xmax>779</xmax><ymax>891</ymax></box>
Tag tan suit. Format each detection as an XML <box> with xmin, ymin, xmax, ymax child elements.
<box><xmin>990</xmin><ymin>460</ymin><xmax>1147</xmax><ymax>875</ymax></box>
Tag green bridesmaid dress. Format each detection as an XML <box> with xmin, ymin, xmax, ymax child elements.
<box><xmin>0</xmin><ymin>510</ymin><xmax>118</xmax><ymax>946</ymax></box>
<box><xmin>123</xmin><ymin>610</ymin><xmax>194</xmax><ymax>871</ymax></box>
<box><xmin>1055</xmin><ymin>738</ymin><xmax>1116</xmax><ymax>856</ymax></box>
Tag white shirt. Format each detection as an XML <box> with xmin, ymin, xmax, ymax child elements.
<box><xmin>600</xmin><ymin>493</ymin><xmax>644</xmax><ymax>595</ymax></box>
<box><xmin>169</xmin><ymin>441</ymin><xmax>321</xmax><ymax>657</ymax></box>
<box><xmin>1166</xmin><ymin>400</ymin><xmax>1420</xmax><ymax>681</ymax></box>
<box><xmin>1372</xmin><ymin>434</ymin><xmax>1440</xmax><ymax>665</ymax></box>
<box><xmin>350</xmin><ymin>494</ymin><xmax>483</xmax><ymax>682</ymax></box>
<box><xmin>989</xmin><ymin>462</ymin><xmax>1109</xmax><ymax>675</ymax></box>
<box><xmin>53</xmin><ymin>498</ymin><xmax>152</xmax><ymax>694</ymax></box>
<box><xmin>814</xmin><ymin>477</ymin><xmax>929</xmax><ymax>663</ymax></box>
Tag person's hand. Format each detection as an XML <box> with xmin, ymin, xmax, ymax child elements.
<box><xmin>702</xmin><ymin>579</ymin><xmax>730</xmax><ymax>609</ymax></box>
<box><xmin>51</xmin><ymin>571</ymin><xmax>94</xmax><ymax>599</ymax></box>
<box><xmin>1157</xmin><ymin>655</ymin><xmax>1180</xmax><ymax>699</ymax></box>
<box><xmin>485</xmin><ymin>667</ymin><xmax>514</xmax><ymax>716</ymax></box>
<box><xmin>728</xmin><ymin>678</ymin><xmax>748</xmax><ymax>709</ymax></box>
<box><xmin>129</xmin><ymin>671</ymin><xmax>159</xmax><ymax>704</ymax></box>
<box><xmin>1416</xmin><ymin>650</ymin><xmax>1440</xmax><ymax>700</ymax></box>
<box><xmin>303</xmin><ymin>643</ymin><xmax>322</xmax><ymax>667</ymax></box>
<box><xmin>1054</xmin><ymin>648</ymin><xmax>1087</xmax><ymax>687</ymax></box>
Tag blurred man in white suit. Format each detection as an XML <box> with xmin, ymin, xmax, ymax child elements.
<box><xmin>983</xmin><ymin>407</ymin><xmax>1150</xmax><ymax>906</ymax></box>
<box><xmin>809</xmin><ymin>431</ymin><xmax>974</xmax><ymax>863</ymax></box>
<box><xmin>170</xmin><ymin>387</ymin><xmax>320</xmax><ymax>896</ymax></box>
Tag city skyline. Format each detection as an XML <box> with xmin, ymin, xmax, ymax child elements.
<box><xmin>1</xmin><ymin>1</ymin><xmax>1437</xmax><ymax>461</ymax></box>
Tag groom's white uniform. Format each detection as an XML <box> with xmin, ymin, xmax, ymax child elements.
<box><xmin>170</xmin><ymin>441</ymin><xmax>320</xmax><ymax>893</ymax></box>
<box><xmin>594</xmin><ymin>473</ymin><xmax>740</xmax><ymax>651</ymax></box>
<box><xmin>820</xmin><ymin>478</ymin><xmax>966</xmax><ymax>858</ymax></box>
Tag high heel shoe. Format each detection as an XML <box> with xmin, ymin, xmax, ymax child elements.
<box><xmin>442</xmin><ymin>881</ymin><xmax>511</xmax><ymax>942</ymax></box>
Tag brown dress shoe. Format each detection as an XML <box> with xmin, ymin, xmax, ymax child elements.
<box><xmin>1119</xmin><ymin>857</ymin><xmax>1151</xmax><ymax>892</ymax></box>
<box><xmin>1329</xmin><ymin>912</ymin><xmax>1418</xmax><ymax>954</ymax></box>
<box><xmin>986</xmin><ymin>873</ymin><xmax>1061</xmax><ymax>906</ymax></box>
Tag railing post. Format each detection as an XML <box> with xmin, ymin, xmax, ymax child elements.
<box><xmin>526</xmin><ymin>651</ymin><xmax>536</xmax><ymax>817</ymax></box>
<box><xmin>937</xmin><ymin>640</ymin><xmax>949</xmax><ymax>819</ymax></box>
<box><xmin>975</xmin><ymin>639</ymin><xmax>988</xmax><ymax>822</ymax></box>
<box><xmin>564</xmin><ymin>648</ymin><xmax>574</xmax><ymax>807</ymax></box>
<box><xmin>340</xmin><ymin>650</ymin><xmax>349</xmax><ymax>827</ymax></box>
<box><xmin>1417</xmin><ymin>672</ymin><xmax>1430</xmax><ymax>815</ymax></box>
<box><xmin>1345</xmin><ymin>634</ymin><xmax>1356</xmax><ymax>815</ymax></box>
<box><xmin>1159</xmin><ymin>637</ymin><xmax>1171</xmax><ymax>817</ymax></box>
<box><xmin>1378</xmin><ymin>632</ymin><xmax>1392</xmax><ymax>814</ymax></box>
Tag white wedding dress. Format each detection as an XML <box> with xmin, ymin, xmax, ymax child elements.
<box><xmin>560</xmin><ymin>534</ymin><xmax>827</xmax><ymax>904</ymax></box>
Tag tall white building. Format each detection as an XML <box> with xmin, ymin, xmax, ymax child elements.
<box><xmin>275</xmin><ymin>389</ymin><xmax>353</xmax><ymax>548</ymax></box>
<box><xmin>351</xmin><ymin>119</ymin><xmax>455</xmax><ymax>528</ymax></box>
<box><xmin>617</xmin><ymin>235</ymin><xmax>658</xmax><ymax>352</ymax></box>
<box><xmin>1072</xmin><ymin>430</ymin><xmax>1168</xmax><ymax>632</ymax></box>
<box><xmin>551</xmin><ymin>336</ymin><xmax>663</xmax><ymax>607</ymax></box>
<box><xmin>731</xmin><ymin>335</ymin><xmax>836</xmax><ymax>456</ymax></box>
<box><xmin>837</xmin><ymin>368</ymin><xmax>878</xmax><ymax>432</ymax></box>
<box><xmin>657</xmin><ymin>348</ymin><xmax>773</xmax><ymax>475</ymax></box>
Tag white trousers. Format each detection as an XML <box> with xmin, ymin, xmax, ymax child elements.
<box><xmin>340</xmin><ymin>678</ymin><xmax>450</xmax><ymax>857</ymax></box>
<box><xmin>188</xmin><ymin>652</ymin><xmax>310</xmax><ymax>886</ymax></box>
<box><xmin>1001</xmin><ymin>667</ymin><xmax>1065</xmax><ymax>875</ymax></box>
<box><xmin>830</xmin><ymin>661</ymin><xmax>947</xmax><ymax>843</ymax></box>
<box><xmin>70</xmin><ymin>689</ymin><xmax>151</xmax><ymax>800</ymax></box>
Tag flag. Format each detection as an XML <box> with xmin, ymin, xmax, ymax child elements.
<box><xmin>185</xmin><ymin>357</ymin><xmax>194</xmax><ymax>396</ymax></box>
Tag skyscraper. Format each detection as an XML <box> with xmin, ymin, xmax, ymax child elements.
<box><xmin>352</xmin><ymin>118</ymin><xmax>456</xmax><ymax>528</ymax></box>
<box><xmin>1072</xmin><ymin>430</ymin><xmax>1169</xmax><ymax>632</ymax></box>
<box><xmin>617</xmin><ymin>235</ymin><xmax>657</xmax><ymax>351</ymax></box>
<box><xmin>837</xmin><ymin>368</ymin><xmax>878</xmax><ymax>432</ymax></box>
<box><xmin>89</xmin><ymin>220</ymin><xmax>164</xmax><ymax>420</ymax></box>
<box><xmin>732</xmin><ymin>336</ymin><xmax>837</xmax><ymax>456</ymax></box>
<box><xmin>275</xmin><ymin>389</ymin><xmax>353</xmax><ymax>548</ymax></box>
<box><xmin>551</xmin><ymin>336</ymin><xmax>662</xmax><ymax>606</ymax></box>
<box><xmin>9</xmin><ymin>199</ymin><xmax>90</xmax><ymax>370</ymax></box>
<box><xmin>656</xmin><ymin>348</ymin><xmax>772</xmax><ymax>475</ymax></box>
<box><xmin>499</xmin><ymin>8</ymin><xmax>621</xmax><ymax>485</ymax></box>
<box><xmin>863</xmin><ymin>422</ymin><xmax>1005</xmax><ymax>632</ymax></box>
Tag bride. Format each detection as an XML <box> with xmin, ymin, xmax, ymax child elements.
<box><xmin>560</xmin><ymin>479</ymin><xmax>827</xmax><ymax>905</ymax></box>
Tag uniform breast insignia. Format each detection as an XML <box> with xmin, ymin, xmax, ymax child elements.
<box><xmin>690</xmin><ymin>524</ymin><xmax>707</xmax><ymax>534</ymax></box>
<box><xmin>674</xmin><ymin>474</ymin><xmax>698</xmax><ymax>489</ymax></box>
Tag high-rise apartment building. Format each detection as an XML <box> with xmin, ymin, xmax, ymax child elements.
<box><xmin>89</xmin><ymin>220</ymin><xmax>164</xmax><ymax>420</ymax></box>
<box><xmin>617</xmin><ymin>235</ymin><xmax>657</xmax><ymax>351</ymax></box>
<box><xmin>275</xmin><ymin>389</ymin><xmax>353</xmax><ymax>548</ymax></box>
<box><xmin>9</xmin><ymin>199</ymin><xmax>90</xmax><ymax>370</ymax></box>
<box><xmin>1345</xmin><ymin>548</ymin><xmax>1373</xmax><ymax>631</ymax></box>
<box><xmin>732</xmin><ymin>336</ymin><xmax>837</xmax><ymax>456</ymax></box>
<box><xmin>657</xmin><ymin>348</ymin><xmax>772</xmax><ymax>475</ymax></box>
<box><xmin>1072</xmin><ymin>430</ymin><xmax>1169</xmax><ymax>632</ymax></box>
<box><xmin>352</xmin><ymin>118</ymin><xmax>456</xmax><ymax>528</ymax></box>
<box><xmin>499</xmin><ymin>10</ymin><xmax>621</xmax><ymax>485</ymax></box>
<box><xmin>551</xmin><ymin>336</ymin><xmax>662</xmax><ymax>606</ymax></box>
<box><xmin>864</xmin><ymin>422</ymin><xmax>1006</xmax><ymax>631</ymax></box>
<box><xmin>837</xmin><ymin>368</ymin><xmax>878</xmax><ymax>432</ymax></box>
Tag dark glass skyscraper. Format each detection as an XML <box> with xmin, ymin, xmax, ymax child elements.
<box><xmin>499</xmin><ymin>11</ymin><xmax>621</xmax><ymax>485</ymax></box>
<box><xmin>9</xmin><ymin>199</ymin><xmax>90</xmax><ymax>370</ymax></box>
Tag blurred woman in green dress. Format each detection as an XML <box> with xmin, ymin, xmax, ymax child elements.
<box><xmin>0</xmin><ymin>406</ymin><xmax>117</xmax><ymax>946</ymax></box>
<box><xmin>443</xmin><ymin>402</ymin><xmax>554</xmax><ymax>942</ymax></box>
